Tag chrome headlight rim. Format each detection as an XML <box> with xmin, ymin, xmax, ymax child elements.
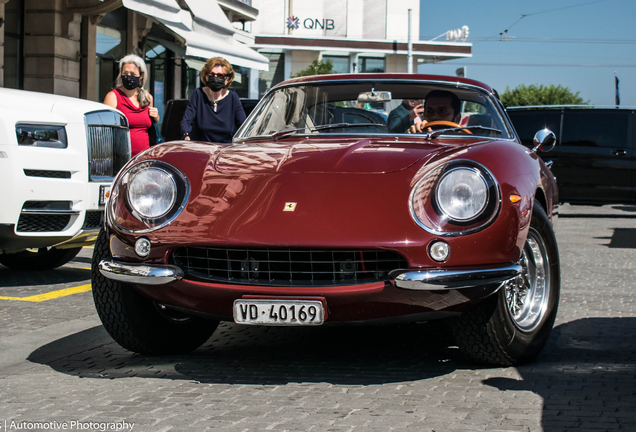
<box><xmin>410</xmin><ymin>160</ymin><xmax>501</xmax><ymax>237</ymax></box>
<box><xmin>109</xmin><ymin>160</ymin><xmax>190</xmax><ymax>233</ymax></box>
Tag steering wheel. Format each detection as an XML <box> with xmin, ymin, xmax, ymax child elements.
<box><xmin>424</xmin><ymin>120</ymin><xmax>473</xmax><ymax>134</ymax></box>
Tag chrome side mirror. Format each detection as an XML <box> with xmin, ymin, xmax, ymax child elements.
<box><xmin>532</xmin><ymin>129</ymin><xmax>556</xmax><ymax>153</ymax></box>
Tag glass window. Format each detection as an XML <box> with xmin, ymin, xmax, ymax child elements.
<box><xmin>146</xmin><ymin>39</ymin><xmax>168</xmax><ymax>127</ymax></box>
<box><xmin>235</xmin><ymin>81</ymin><xmax>512</xmax><ymax>140</ymax></box>
<box><xmin>507</xmin><ymin>110</ymin><xmax>562</xmax><ymax>148</ymax></box>
<box><xmin>229</xmin><ymin>65</ymin><xmax>249</xmax><ymax>98</ymax></box>
<box><xmin>562</xmin><ymin>110</ymin><xmax>629</xmax><ymax>148</ymax></box>
<box><xmin>258</xmin><ymin>52</ymin><xmax>285</xmax><ymax>97</ymax></box>
<box><xmin>3</xmin><ymin>0</ymin><xmax>24</xmax><ymax>89</ymax></box>
<box><xmin>360</xmin><ymin>57</ymin><xmax>385</xmax><ymax>73</ymax></box>
<box><xmin>96</xmin><ymin>8</ymin><xmax>127</xmax><ymax>102</ymax></box>
<box><xmin>323</xmin><ymin>56</ymin><xmax>349</xmax><ymax>74</ymax></box>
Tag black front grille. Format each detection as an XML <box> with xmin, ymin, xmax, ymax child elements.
<box><xmin>24</xmin><ymin>169</ymin><xmax>71</xmax><ymax>179</ymax></box>
<box><xmin>172</xmin><ymin>247</ymin><xmax>407</xmax><ymax>287</ymax></box>
<box><xmin>83</xmin><ymin>211</ymin><xmax>103</xmax><ymax>229</ymax></box>
<box><xmin>17</xmin><ymin>214</ymin><xmax>70</xmax><ymax>232</ymax></box>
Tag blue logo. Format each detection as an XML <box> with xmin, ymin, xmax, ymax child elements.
<box><xmin>286</xmin><ymin>16</ymin><xmax>299</xmax><ymax>30</ymax></box>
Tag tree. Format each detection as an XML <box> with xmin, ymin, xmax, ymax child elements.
<box><xmin>291</xmin><ymin>59</ymin><xmax>334</xmax><ymax>78</ymax></box>
<box><xmin>500</xmin><ymin>84</ymin><xmax>588</xmax><ymax>107</ymax></box>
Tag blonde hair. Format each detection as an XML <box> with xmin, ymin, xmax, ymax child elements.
<box><xmin>200</xmin><ymin>57</ymin><xmax>235</xmax><ymax>88</ymax></box>
<box><xmin>115</xmin><ymin>54</ymin><xmax>151</xmax><ymax>108</ymax></box>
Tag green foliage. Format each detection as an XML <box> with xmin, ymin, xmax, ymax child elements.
<box><xmin>500</xmin><ymin>84</ymin><xmax>588</xmax><ymax>107</ymax></box>
<box><xmin>291</xmin><ymin>59</ymin><xmax>334</xmax><ymax>78</ymax></box>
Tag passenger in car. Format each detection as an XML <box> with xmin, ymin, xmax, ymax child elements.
<box><xmin>408</xmin><ymin>90</ymin><xmax>461</xmax><ymax>134</ymax></box>
<box><xmin>387</xmin><ymin>98</ymin><xmax>424</xmax><ymax>133</ymax></box>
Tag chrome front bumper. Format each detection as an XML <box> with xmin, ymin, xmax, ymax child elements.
<box><xmin>99</xmin><ymin>260</ymin><xmax>521</xmax><ymax>291</ymax></box>
<box><xmin>99</xmin><ymin>260</ymin><xmax>183</xmax><ymax>285</ymax></box>
<box><xmin>390</xmin><ymin>264</ymin><xmax>522</xmax><ymax>290</ymax></box>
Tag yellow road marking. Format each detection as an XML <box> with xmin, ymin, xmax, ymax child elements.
<box><xmin>0</xmin><ymin>284</ymin><xmax>92</xmax><ymax>302</ymax></box>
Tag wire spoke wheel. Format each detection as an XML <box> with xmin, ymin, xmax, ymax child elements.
<box><xmin>504</xmin><ymin>227</ymin><xmax>550</xmax><ymax>332</ymax></box>
<box><xmin>451</xmin><ymin>203</ymin><xmax>560</xmax><ymax>366</ymax></box>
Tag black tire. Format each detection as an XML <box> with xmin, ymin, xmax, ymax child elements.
<box><xmin>452</xmin><ymin>202</ymin><xmax>560</xmax><ymax>366</ymax></box>
<box><xmin>0</xmin><ymin>247</ymin><xmax>82</xmax><ymax>271</ymax></box>
<box><xmin>91</xmin><ymin>229</ymin><xmax>219</xmax><ymax>354</ymax></box>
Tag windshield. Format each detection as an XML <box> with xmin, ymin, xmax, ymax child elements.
<box><xmin>235</xmin><ymin>81</ymin><xmax>513</xmax><ymax>140</ymax></box>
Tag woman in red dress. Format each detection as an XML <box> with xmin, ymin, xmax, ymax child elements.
<box><xmin>104</xmin><ymin>54</ymin><xmax>160</xmax><ymax>157</ymax></box>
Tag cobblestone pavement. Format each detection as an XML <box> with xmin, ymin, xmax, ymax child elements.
<box><xmin>0</xmin><ymin>204</ymin><xmax>635</xmax><ymax>432</ymax></box>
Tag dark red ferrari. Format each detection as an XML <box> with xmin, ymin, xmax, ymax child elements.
<box><xmin>92</xmin><ymin>74</ymin><xmax>560</xmax><ymax>366</ymax></box>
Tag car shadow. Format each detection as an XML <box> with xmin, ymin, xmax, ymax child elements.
<box><xmin>559</xmin><ymin>204</ymin><xmax>636</xmax><ymax>219</ymax></box>
<box><xmin>594</xmin><ymin>228</ymin><xmax>636</xmax><ymax>249</ymax></box>
<box><xmin>559</xmin><ymin>213</ymin><xmax>636</xmax><ymax>219</ymax></box>
<box><xmin>484</xmin><ymin>317</ymin><xmax>636</xmax><ymax>431</ymax></box>
<box><xmin>28</xmin><ymin>318</ymin><xmax>636</xmax><ymax>428</ymax></box>
<box><xmin>0</xmin><ymin>266</ymin><xmax>90</xmax><ymax>288</ymax></box>
<box><xmin>28</xmin><ymin>321</ymin><xmax>465</xmax><ymax>385</ymax></box>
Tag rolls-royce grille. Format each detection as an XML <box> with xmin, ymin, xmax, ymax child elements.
<box><xmin>172</xmin><ymin>247</ymin><xmax>408</xmax><ymax>287</ymax></box>
<box><xmin>87</xmin><ymin>125</ymin><xmax>130</xmax><ymax>180</ymax></box>
<box><xmin>83</xmin><ymin>211</ymin><xmax>103</xmax><ymax>229</ymax></box>
<box><xmin>17</xmin><ymin>214</ymin><xmax>70</xmax><ymax>232</ymax></box>
<box><xmin>24</xmin><ymin>169</ymin><xmax>71</xmax><ymax>179</ymax></box>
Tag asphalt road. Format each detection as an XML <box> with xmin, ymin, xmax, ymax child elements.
<box><xmin>0</xmin><ymin>203</ymin><xmax>635</xmax><ymax>432</ymax></box>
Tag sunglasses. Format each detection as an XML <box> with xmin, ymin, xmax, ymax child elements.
<box><xmin>207</xmin><ymin>73</ymin><xmax>227</xmax><ymax>80</ymax></box>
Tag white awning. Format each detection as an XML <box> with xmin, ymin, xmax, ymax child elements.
<box><xmin>182</xmin><ymin>0</ymin><xmax>236</xmax><ymax>34</ymax></box>
<box><xmin>155</xmin><ymin>10</ymin><xmax>269</xmax><ymax>71</ymax></box>
<box><xmin>121</xmin><ymin>0</ymin><xmax>182</xmax><ymax>24</ymax></box>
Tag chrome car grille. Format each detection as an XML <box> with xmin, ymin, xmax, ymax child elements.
<box><xmin>172</xmin><ymin>247</ymin><xmax>408</xmax><ymax>287</ymax></box>
<box><xmin>85</xmin><ymin>110</ymin><xmax>130</xmax><ymax>181</ymax></box>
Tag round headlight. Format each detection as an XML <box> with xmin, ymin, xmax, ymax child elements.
<box><xmin>435</xmin><ymin>167</ymin><xmax>488</xmax><ymax>221</ymax></box>
<box><xmin>127</xmin><ymin>167</ymin><xmax>177</xmax><ymax>219</ymax></box>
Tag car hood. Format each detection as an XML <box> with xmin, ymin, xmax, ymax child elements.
<box><xmin>215</xmin><ymin>137</ymin><xmax>480</xmax><ymax>174</ymax></box>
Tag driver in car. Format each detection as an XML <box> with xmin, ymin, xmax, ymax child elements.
<box><xmin>408</xmin><ymin>90</ymin><xmax>461</xmax><ymax>134</ymax></box>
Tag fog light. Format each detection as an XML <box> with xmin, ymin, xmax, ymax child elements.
<box><xmin>429</xmin><ymin>241</ymin><xmax>450</xmax><ymax>262</ymax></box>
<box><xmin>135</xmin><ymin>237</ymin><xmax>151</xmax><ymax>257</ymax></box>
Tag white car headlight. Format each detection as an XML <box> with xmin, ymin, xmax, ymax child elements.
<box><xmin>436</xmin><ymin>167</ymin><xmax>488</xmax><ymax>221</ymax></box>
<box><xmin>127</xmin><ymin>167</ymin><xmax>177</xmax><ymax>219</ymax></box>
<box><xmin>410</xmin><ymin>160</ymin><xmax>500</xmax><ymax>236</ymax></box>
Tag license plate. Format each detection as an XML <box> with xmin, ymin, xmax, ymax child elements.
<box><xmin>234</xmin><ymin>299</ymin><xmax>324</xmax><ymax>326</ymax></box>
<box><xmin>99</xmin><ymin>184</ymin><xmax>111</xmax><ymax>206</ymax></box>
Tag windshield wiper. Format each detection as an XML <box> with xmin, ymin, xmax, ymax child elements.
<box><xmin>272</xmin><ymin>122</ymin><xmax>385</xmax><ymax>140</ymax></box>
<box><xmin>425</xmin><ymin>125</ymin><xmax>503</xmax><ymax>140</ymax></box>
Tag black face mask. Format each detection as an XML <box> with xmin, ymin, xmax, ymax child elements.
<box><xmin>207</xmin><ymin>77</ymin><xmax>226</xmax><ymax>92</ymax></box>
<box><xmin>122</xmin><ymin>75</ymin><xmax>141</xmax><ymax>90</ymax></box>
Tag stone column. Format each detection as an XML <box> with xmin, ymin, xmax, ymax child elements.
<box><xmin>23</xmin><ymin>0</ymin><xmax>81</xmax><ymax>96</ymax></box>
<box><xmin>80</xmin><ymin>15</ymin><xmax>98</xmax><ymax>101</ymax></box>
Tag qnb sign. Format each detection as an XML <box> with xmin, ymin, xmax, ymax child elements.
<box><xmin>286</xmin><ymin>16</ymin><xmax>335</xmax><ymax>31</ymax></box>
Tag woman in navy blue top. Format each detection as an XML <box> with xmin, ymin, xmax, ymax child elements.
<box><xmin>181</xmin><ymin>57</ymin><xmax>246</xmax><ymax>143</ymax></box>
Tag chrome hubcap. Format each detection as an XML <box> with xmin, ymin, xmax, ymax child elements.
<box><xmin>503</xmin><ymin>227</ymin><xmax>550</xmax><ymax>332</ymax></box>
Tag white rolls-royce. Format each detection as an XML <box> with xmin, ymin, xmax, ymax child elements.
<box><xmin>0</xmin><ymin>88</ymin><xmax>130</xmax><ymax>270</ymax></box>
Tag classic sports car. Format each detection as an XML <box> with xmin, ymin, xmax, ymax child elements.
<box><xmin>92</xmin><ymin>74</ymin><xmax>560</xmax><ymax>366</ymax></box>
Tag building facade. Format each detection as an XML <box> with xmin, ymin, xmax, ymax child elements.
<box><xmin>0</xmin><ymin>0</ymin><xmax>268</xmax><ymax>122</ymax></box>
<box><xmin>0</xmin><ymin>0</ymin><xmax>471</xmax><ymax>118</ymax></box>
<box><xmin>251</xmin><ymin>0</ymin><xmax>472</xmax><ymax>96</ymax></box>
